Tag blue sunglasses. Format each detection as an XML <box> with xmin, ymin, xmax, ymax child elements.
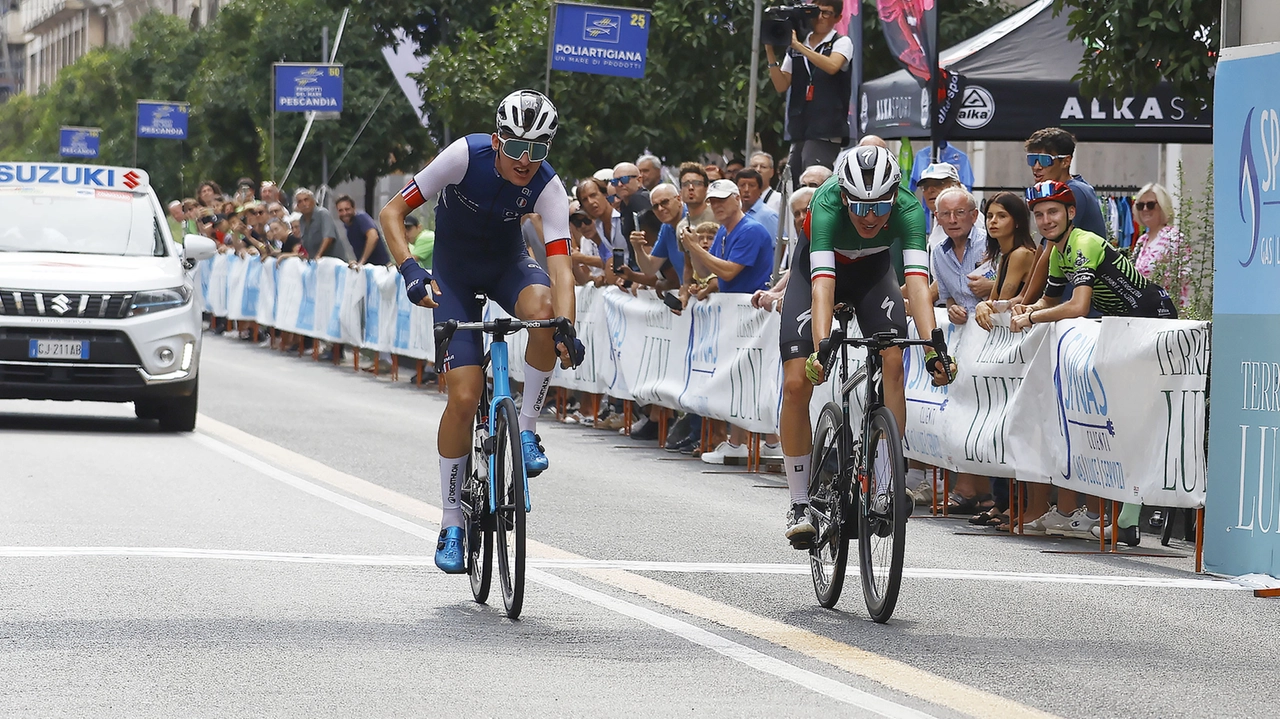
<box><xmin>847</xmin><ymin>199</ymin><xmax>894</xmax><ymax>217</ymax></box>
<box><xmin>1026</xmin><ymin>153</ymin><xmax>1070</xmax><ymax>168</ymax></box>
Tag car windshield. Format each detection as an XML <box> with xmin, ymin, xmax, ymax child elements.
<box><xmin>0</xmin><ymin>187</ymin><xmax>166</xmax><ymax>257</ymax></box>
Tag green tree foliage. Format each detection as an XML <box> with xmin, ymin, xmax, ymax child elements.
<box><xmin>358</xmin><ymin>0</ymin><xmax>1014</xmax><ymax>179</ymax></box>
<box><xmin>0</xmin><ymin>2</ymin><xmax>433</xmax><ymax>204</ymax></box>
<box><xmin>1052</xmin><ymin>0</ymin><xmax>1218</xmax><ymax>106</ymax></box>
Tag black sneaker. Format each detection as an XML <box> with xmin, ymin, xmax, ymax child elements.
<box><xmin>679</xmin><ymin>439</ymin><xmax>701</xmax><ymax>456</ymax></box>
<box><xmin>631</xmin><ymin>420</ymin><xmax>660</xmax><ymax>441</ymax></box>
<box><xmin>785</xmin><ymin>504</ymin><xmax>816</xmax><ymax>549</ymax></box>
<box><xmin>667</xmin><ymin>432</ymin><xmax>698</xmax><ymax>452</ymax></box>
<box><xmin>1092</xmin><ymin>523</ymin><xmax>1141</xmax><ymax>547</ymax></box>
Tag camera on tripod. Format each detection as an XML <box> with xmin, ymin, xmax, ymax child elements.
<box><xmin>762</xmin><ymin>1</ymin><xmax>820</xmax><ymax>46</ymax></box>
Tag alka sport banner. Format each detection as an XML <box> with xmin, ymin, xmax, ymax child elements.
<box><xmin>274</xmin><ymin>64</ymin><xmax>345</xmax><ymax>112</ymax></box>
<box><xmin>1205</xmin><ymin>44</ymin><xmax>1280</xmax><ymax>579</ymax></box>
<box><xmin>59</xmin><ymin>127</ymin><xmax>100</xmax><ymax>158</ymax></box>
<box><xmin>136</xmin><ymin>101</ymin><xmax>189</xmax><ymax>139</ymax></box>
<box><xmin>550</xmin><ymin>2</ymin><xmax>651</xmax><ymax>79</ymax></box>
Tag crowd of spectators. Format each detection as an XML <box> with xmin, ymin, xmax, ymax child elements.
<box><xmin>185</xmin><ymin>119</ymin><xmax>1189</xmax><ymax>546</ymax></box>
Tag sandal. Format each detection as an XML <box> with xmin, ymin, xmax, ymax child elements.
<box><xmin>969</xmin><ymin>507</ymin><xmax>1006</xmax><ymax>526</ymax></box>
<box><xmin>947</xmin><ymin>492</ymin><xmax>995</xmax><ymax>515</ymax></box>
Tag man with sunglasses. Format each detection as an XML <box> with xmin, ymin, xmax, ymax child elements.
<box><xmin>379</xmin><ymin>89</ymin><xmax>584</xmax><ymax>574</ymax></box>
<box><xmin>775</xmin><ymin>145</ymin><xmax>951</xmax><ymax>547</ymax></box>
<box><xmin>1024</xmin><ymin>127</ymin><xmax>1106</xmax><ymax>238</ymax></box>
<box><xmin>610</xmin><ymin>161</ymin><xmax>651</xmax><ymax>270</ymax></box>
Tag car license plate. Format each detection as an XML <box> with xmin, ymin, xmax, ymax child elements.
<box><xmin>28</xmin><ymin>339</ymin><xmax>89</xmax><ymax>360</ymax></box>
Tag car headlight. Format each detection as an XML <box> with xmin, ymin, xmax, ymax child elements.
<box><xmin>129</xmin><ymin>284</ymin><xmax>192</xmax><ymax>316</ymax></box>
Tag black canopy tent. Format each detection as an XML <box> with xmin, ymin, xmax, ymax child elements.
<box><xmin>858</xmin><ymin>0</ymin><xmax>1212</xmax><ymax>144</ymax></box>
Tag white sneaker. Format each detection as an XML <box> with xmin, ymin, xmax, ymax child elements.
<box><xmin>1062</xmin><ymin>507</ymin><xmax>1099</xmax><ymax>539</ymax></box>
<box><xmin>701</xmin><ymin>441</ymin><xmax>748</xmax><ymax>465</ymax></box>
<box><xmin>761</xmin><ymin>442</ymin><xmax>783</xmax><ymax>459</ymax></box>
<box><xmin>1023</xmin><ymin>505</ymin><xmax>1059</xmax><ymax>535</ymax></box>
<box><xmin>1041</xmin><ymin>507</ymin><xmax>1081</xmax><ymax>537</ymax></box>
<box><xmin>621</xmin><ymin>416</ymin><xmax>651</xmax><ymax>435</ymax></box>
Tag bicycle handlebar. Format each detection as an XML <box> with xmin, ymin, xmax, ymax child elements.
<box><xmin>434</xmin><ymin>316</ymin><xmax>574</xmax><ymax>360</ymax></box>
<box><xmin>816</xmin><ymin>319</ymin><xmax>953</xmax><ymax>384</ymax></box>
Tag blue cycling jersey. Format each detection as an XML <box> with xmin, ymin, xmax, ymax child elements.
<box><xmin>403</xmin><ymin>134</ymin><xmax>571</xmax><ymax>256</ymax></box>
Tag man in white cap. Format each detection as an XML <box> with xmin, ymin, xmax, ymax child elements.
<box><xmin>916</xmin><ymin>162</ymin><xmax>963</xmax><ymax>254</ymax></box>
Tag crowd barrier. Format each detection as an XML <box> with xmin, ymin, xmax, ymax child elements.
<box><xmin>197</xmin><ymin>254</ymin><xmax>1209</xmax><ymax>509</ymax></box>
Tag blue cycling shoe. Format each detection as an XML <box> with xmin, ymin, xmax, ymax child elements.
<box><xmin>434</xmin><ymin>526</ymin><xmax>466</xmax><ymax>574</ymax></box>
<box><xmin>521</xmin><ymin>430</ymin><xmax>548</xmax><ymax>477</ymax></box>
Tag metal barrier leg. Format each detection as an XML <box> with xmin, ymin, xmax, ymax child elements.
<box><xmin>622</xmin><ymin>400</ymin><xmax>632</xmax><ymax>436</ymax></box>
<box><xmin>1195</xmin><ymin>507</ymin><xmax>1205</xmax><ymax>573</ymax></box>
<box><xmin>391</xmin><ymin>355</ymin><xmax>399</xmax><ymax>381</ymax></box>
<box><xmin>657</xmin><ymin>409</ymin><xmax>669</xmax><ymax>449</ymax></box>
<box><xmin>333</xmin><ymin>344</ymin><xmax>342</xmax><ymax>366</ymax></box>
<box><xmin>416</xmin><ymin>360</ymin><xmax>424</xmax><ymax>386</ymax></box>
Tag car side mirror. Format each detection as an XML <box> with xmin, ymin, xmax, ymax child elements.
<box><xmin>183</xmin><ymin>235</ymin><xmax>217</xmax><ymax>263</ymax></box>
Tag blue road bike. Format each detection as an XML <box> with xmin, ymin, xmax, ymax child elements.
<box><xmin>435</xmin><ymin>312</ymin><xmax>572</xmax><ymax>619</ymax></box>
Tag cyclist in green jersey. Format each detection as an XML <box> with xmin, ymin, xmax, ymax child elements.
<box><xmin>777</xmin><ymin>146</ymin><xmax>952</xmax><ymax>547</ymax></box>
<box><xmin>1010</xmin><ymin>180</ymin><xmax>1175</xmax><ymax>331</ymax></box>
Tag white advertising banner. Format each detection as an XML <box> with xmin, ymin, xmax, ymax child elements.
<box><xmin>198</xmin><ymin>259</ymin><xmax>1209</xmax><ymax>507</ymax></box>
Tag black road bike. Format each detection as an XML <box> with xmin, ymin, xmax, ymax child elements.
<box><xmin>807</xmin><ymin>305</ymin><xmax>952</xmax><ymax>623</ymax></box>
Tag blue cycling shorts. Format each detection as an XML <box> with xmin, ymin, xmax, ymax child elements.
<box><xmin>434</xmin><ymin>245</ymin><xmax>550</xmax><ymax>371</ymax></box>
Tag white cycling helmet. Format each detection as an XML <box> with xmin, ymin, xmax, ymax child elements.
<box><xmin>495</xmin><ymin>90</ymin><xmax>559</xmax><ymax>143</ymax></box>
<box><xmin>835</xmin><ymin>145</ymin><xmax>901</xmax><ymax>201</ymax></box>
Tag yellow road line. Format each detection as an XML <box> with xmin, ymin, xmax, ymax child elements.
<box><xmin>197</xmin><ymin>414</ymin><xmax>1061</xmax><ymax>719</ymax></box>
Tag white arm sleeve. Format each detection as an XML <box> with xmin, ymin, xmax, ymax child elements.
<box><xmin>533</xmin><ymin>175</ymin><xmax>572</xmax><ymax>245</ymax></box>
<box><xmin>407</xmin><ymin>138</ymin><xmax>470</xmax><ymax>206</ymax></box>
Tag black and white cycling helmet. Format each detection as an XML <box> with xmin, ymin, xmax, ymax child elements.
<box><xmin>495</xmin><ymin>90</ymin><xmax>559</xmax><ymax>143</ymax></box>
<box><xmin>835</xmin><ymin>145</ymin><xmax>901</xmax><ymax>200</ymax></box>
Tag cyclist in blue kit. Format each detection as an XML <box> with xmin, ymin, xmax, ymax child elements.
<box><xmin>380</xmin><ymin>90</ymin><xmax>584</xmax><ymax>573</ymax></box>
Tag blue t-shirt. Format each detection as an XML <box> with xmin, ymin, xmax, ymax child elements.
<box><xmin>345</xmin><ymin>211</ymin><xmax>391</xmax><ymax>265</ymax></box>
<box><xmin>711</xmin><ymin>215</ymin><xmax>772</xmax><ymax>294</ymax></box>
<box><xmin>747</xmin><ymin>199</ymin><xmax>781</xmax><ymax>242</ymax></box>
<box><xmin>1068</xmin><ymin>176</ymin><xmax>1108</xmax><ymax>240</ymax></box>
<box><xmin>651</xmin><ymin>222</ymin><xmax>685</xmax><ymax>279</ymax></box>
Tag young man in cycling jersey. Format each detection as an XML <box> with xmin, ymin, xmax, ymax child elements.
<box><xmin>380</xmin><ymin>90</ymin><xmax>584</xmax><ymax>573</ymax></box>
<box><xmin>776</xmin><ymin>146</ymin><xmax>952</xmax><ymax>547</ymax></box>
<box><xmin>1008</xmin><ymin>180</ymin><xmax>1174</xmax><ymax>545</ymax></box>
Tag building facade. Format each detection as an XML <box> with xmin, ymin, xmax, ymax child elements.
<box><xmin>0</xmin><ymin>0</ymin><xmax>218</xmax><ymax>99</ymax></box>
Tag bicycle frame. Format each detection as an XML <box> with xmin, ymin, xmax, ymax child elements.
<box><xmin>485</xmin><ymin>335</ymin><xmax>531</xmax><ymax>515</ymax></box>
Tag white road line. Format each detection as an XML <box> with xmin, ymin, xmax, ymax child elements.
<box><xmin>188</xmin><ymin>430</ymin><xmax>944</xmax><ymax>719</ymax></box>
<box><xmin>532</xmin><ymin>568</ymin><xmax>938</xmax><ymax>719</ymax></box>
<box><xmin>0</xmin><ymin>546</ymin><xmax>1249</xmax><ymax>592</ymax></box>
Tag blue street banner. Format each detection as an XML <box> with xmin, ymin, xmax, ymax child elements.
<box><xmin>1204</xmin><ymin>44</ymin><xmax>1280</xmax><ymax>578</ymax></box>
<box><xmin>274</xmin><ymin>64</ymin><xmax>344</xmax><ymax>112</ymax></box>
<box><xmin>136</xmin><ymin>101</ymin><xmax>189</xmax><ymax>139</ymax></box>
<box><xmin>59</xmin><ymin>127</ymin><xmax>101</xmax><ymax>158</ymax></box>
<box><xmin>550</xmin><ymin>2</ymin><xmax>651</xmax><ymax>80</ymax></box>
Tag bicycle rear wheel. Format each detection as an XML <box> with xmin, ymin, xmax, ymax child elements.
<box><xmin>491</xmin><ymin>396</ymin><xmax>526</xmax><ymax>619</ymax></box>
<box><xmin>858</xmin><ymin>407</ymin><xmax>907</xmax><ymax>623</ymax></box>
<box><xmin>809</xmin><ymin>402</ymin><xmax>850</xmax><ymax>609</ymax></box>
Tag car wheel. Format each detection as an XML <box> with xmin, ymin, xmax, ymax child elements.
<box><xmin>157</xmin><ymin>383</ymin><xmax>198</xmax><ymax>432</ymax></box>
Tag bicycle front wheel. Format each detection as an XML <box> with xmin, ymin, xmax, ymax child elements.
<box><xmin>809</xmin><ymin>402</ymin><xmax>850</xmax><ymax>609</ymax></box>
<box><xmin>858</xmin><ymin>407</ymin><xmax>907</xmax><ymax>623</ymax></box>
<box><xmin>491</xmin><ymin>396</ymin><xmax>526</xmax><ymax>619</ymax></box>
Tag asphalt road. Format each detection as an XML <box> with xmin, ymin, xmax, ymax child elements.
<box><xmin>2</xmin><ymin>331</ymin><xmax>1277</xmax><ymax>718</ymax></box>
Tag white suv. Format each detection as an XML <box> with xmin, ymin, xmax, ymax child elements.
<box><xmin>0</xmin><ymin>162</ymin><xmax>216</xmax><ymax>430</ymax></box>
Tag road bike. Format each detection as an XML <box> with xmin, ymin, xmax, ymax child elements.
<box><xmin>435</xmin><ymin>312</ymin><xmax>573</xmax><ymax>619</ymax></box>
<box><xmin>807</xmin><ymin>305</ymin><xmax>952</xmax><ymax>623</ymax></box>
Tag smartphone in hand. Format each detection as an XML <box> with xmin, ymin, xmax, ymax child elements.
<box><xmin>612</xmin><ymin>248</ymin><xmax>625</xmax><ymax>273</ymax></box>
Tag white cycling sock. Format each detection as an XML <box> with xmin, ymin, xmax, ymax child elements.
<box><xmin>519</xmin><ymin>363</ymin><xmax>553</xmax><ymax>435</ymax></box>
<box><xmin>784</xmin><ymin>454</ymin><xmax>810</xmax><ymax>506</ymax></box>
<box><xmin>439</xmin><ymin>454</ymin><xmax>467</xmax><ymax>529</ymax></box>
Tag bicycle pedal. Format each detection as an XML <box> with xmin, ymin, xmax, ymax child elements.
<box><xmin>481</xmin><ymin>436</ymin><xmax>497</xmax><ymax>454</ymax></box>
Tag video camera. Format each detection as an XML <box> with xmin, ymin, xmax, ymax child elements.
<box><xmin>762</xmin><ymin>1</ymin><xmax>820</xmax><ymax>47</ymax></box>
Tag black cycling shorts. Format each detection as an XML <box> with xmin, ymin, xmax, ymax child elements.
<box><xmin>778</xmin><ymin>241</ymin><xmax>908</xmax><ymax>362</ymax></box>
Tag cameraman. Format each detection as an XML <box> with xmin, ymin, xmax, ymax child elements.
<box><xmin>765</xmin><ymin>0</ymin><xmax>852</xmax><ymax>188</ymax></box>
